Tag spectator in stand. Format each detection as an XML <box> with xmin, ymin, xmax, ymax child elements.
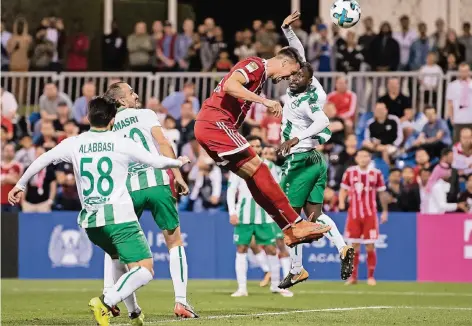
<box><xmin>252</xmin><ymin>19</ymin><xmax>263</xmax><ymax>36</ymax></box>
<box><xmin>386</xmin><ymin>168</ymin><xmax>402</xmax><ymax>211</ymax></box>
<box><xmin>146</xmin><ymin>97</ymin><xmax>167</xmax><ymax>124</ymax></box>
<box><xmin>7</xmin><ymin>17</ymin><xmax>32</xmax><ymax>72</ymax></box>
<box><xmin>30</xmin><ymin>26</ymin><xmax>55</xmax><ymax>71</ymax></box>
<box><xmin>323</xmin><ymin>187</ymin><xmax>339</xmax><ymax>212</ymax></box>
<box><xmin>399</xmin><ymin>166</ymin><xmax>421</xmax><ymax>212</ymax></box>
<box><xmin>213</xmin><ymin>50</ymin><xmax>233</xmax><ymax>72</ymax></box>
<box><xmin>163</xmin><ymin>115</ymin><xmax>180</xmax><ymax>155</ymax></box>
<box><xmin>57</xmin><ymin>120</ymin><xmax>79</xmax><ymax>143</ymax></box>
<box><xmin>409</xmin><ymin>22</ymin><xmax>432</xmax><ymax>71</ymax></box>
<box><xmin>187</xmin><ymin>153</ymin><xmax>222</xmax><ymax>211</ymax></box>
<box><xmin>102</xmin><ymin>21</ymin><xmax>127</xmax><ymax>71</ymax></box>
<box><xmin>446</xmin><ymin>53</ymin><xmax>458</xmax><ymax>72</ymax></box>
<box><xmin>186</xmin><ymin>29</ymin><xmax>202</xmax><ymax>72</ymax></box>
<box><xmin>335</xmin><ymin>31</ymin><xmax>363</xmax><ymax>73</ymax></box>
<box><xmin>1</xmin><ymin>19</ymin><xmax>12</xmax><ymax>71</ymax></box>
<box><xmin>439</xmin><ymin>29</ymin><xmax>465</xmax><ymax>71</ymax></box>
<box><xmin>324</xmin><ymin>102</ymin><xmax>346</xmax><ymax>146</ymax></box>
<box><xmin>15</xmin><ymin>135</ymin><xmax>35</xmax><ymax>168</ymax></box>
<box><xmin>329</xmin><ymin>134</ymin><xmax>357</xmax><ymax>189</ymax></box>
<box><xmin>34</xmin><ymin>121</ymin><xmax>57</xmax><ymax>150</ymax></box>
<box><xmin>234</xmin><ymin>30</ymin><xmax>257</xmax><ymax>61</ymax></box>
<box><xmin>292</xmin><ymin>18</ymin><xmax>308</xmax><ymax>47</ymax></box>
<box><xmin>260</xmin><ymin>109</ymin><xmax>282</xmax><ymax>146</ymax></box>
<box><xmin>309</xmin><ymin>24</ymin><xmax>332</xmax><ymax>72</ymax></box>
<box><xmin>413</xmin><ymin>148</ymin><xmax>432</xmax><ymax>178</ymax></box>
<box><xmin>21</xmin><ymin>146</ymin><xmax>57</xmax><ymax>213</ymax></box>
<box><xmin>155</xmin><ymin>21</ymin><xmax>179</xmax><ymax>71</ymax></box>
<box><xmin>1</xmin><ymin>87</ymin><xmax>18</xmax><ymax>121</ymax></box>
<box><xmin>255</xmin><ymin>20</ymin><xmax>279</xmax><ymax>59</ymax></box>
<box><xmin>1</xmin><ymin>143</ymin><xmax>22</xmax><ymax>212</ymax></box>
<box><xmin>52</xmin><ymin>101</ymin><xmax>73</xmax><ymax>136</ymax></box>
<box><xmin>327</xmin><ymin>76</ymin><xmax>357</xmax><ymax>131</ymax></box>
<box><xmin>393</xmin><ymin>15</ymin><xmax>417</xmax><ymax>71</ymax></box>
<box><xmin>413</xmin><ymin>106</ymin><xmax>452</xmax><ymax>159</ymax></box>
<box><xmin>201</xmin><ymin>26</ymin><xmax>227</xmax><ymax>71</ymax></box>
<box><xmin>1</xmin><ymin>105</ymin><xmax>13</xmax><ymax>142</ymax></box>
<box><xmin>460</xmin><ymin>22</ymin><xmax>472</xmax><ymax>66</ymax></box>
<box><xmin>127</xmin><ymin>21</ymin><xmax>152</xmax><ymax>71</ymax></box>
<box><xmin>177</xmin><ymin>19</ymin><xmax>195</xmax><ymax>71</ymax></box>
<box><xmin>0</xmin><ymin>125</ymin><xmax>8</xmax><ymax>148</ymax></box>
<box><xmin>358</xmin><ymin>16</ymin><xmax>376</xmax><ymax>71</ymax></box>
<box><xmin>458</xmin><ymin>174</ymin><xmax>472</xmax><ymax>213</ymax></box>
<box><xmin>419</xmin><ymin>52</ymin><xmax>443</xmax><ymax>105</ymax></box>
<box><xmin>72</xmin><ymin>81</ymin><xmax>95</xmax><ymax>130</ymax></box>
<box><xmin>176</xmin><ymin>101</ymin><xmax>197</xmax><ymax>155</ymax></box>
<box><xmin>430</xmin><ymin>18</ymin><xmax>447</xmax><ymax>51</ymax></box>
<box><xmin>161</xmin><ymin>82</ymin><xmax>200</xmax><ymax>119</ymax></box>
<box><xmin>369</xmin><ymin>22</ymin><xmax>400</xmax><ymax>71</ymax></box>
<box><xmin>452</xmin><ymin>127</ymin><xmax>472</xmax><ymax>176</ymax></box>
<box><xmin>151</xmin><ymin>20</ymin><xmax>163</xmax><ymax>41</ymax></box>
<box><xmin>446</xmin><ymin>63</ymin><xmax>472</xmax><ymax>141</ymax></box>
<box><xmin>37</xmin><ymin>82</ymin><xmax>73</xmax><ymax>129</ymax></box>
<box><xmin>378</xmin><ymin>77</ymin><xmax>412</xmax><ymax>119</ymax></box>
<box><xmin>66</xmin><ymin>20</ymin><xmax>89</xmax><ymax>71</ymax></box>
<box><xmin>363</xmin><ymin>102</ymin><xmax>403</xmax><ymax>165</ymax></box>
<box><xmin>43</xmin><ymin>16</ymin><xmax>66</xmax><ymax>72</ymax></box>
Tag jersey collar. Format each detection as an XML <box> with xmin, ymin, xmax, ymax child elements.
<box><xmin>89</xmin><ymin>128</ymin><xmax>108</xmax><ymax>133</ymax></box>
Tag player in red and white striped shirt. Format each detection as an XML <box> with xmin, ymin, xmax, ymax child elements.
<box><xmin>339</xmin><ymin>148</ymin><xmax>389</xmax><ymax>286</ymax></box>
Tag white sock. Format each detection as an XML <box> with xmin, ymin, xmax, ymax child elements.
<box><xmin>235</xmin><ymin>253</ymin><xmax>248</xmax><ymax>291</ymax></box>
<box><xmin>103</xmin><ymin>254</ymin><xmax>114</xmax><ymax>295</ymax></box>
<box><xmin>109</xmin><ymin>259</ymin><xmax>140</xmax><ymax>314</ymax></box>
<box><xmin>280</xmin><ymin>256</ymin><xmax>291</xmax><ymax>277</ymax></box>
<box><xmin>267</xmin><ymin>254</ymin><xmax>280</xmax><ymax>290</ymax></box>
<box><xmin>318</xmin><ymin>213</ymin><xmax>347</xmax><ymax>253</ymax></box>
<box><xmin>169</xmin><ymin>246</ymin><xmax>188</xmax><ymax>305</ymax></box>
<box><xmin>290</xmin><ymin>245</ymin><xmax>303</xmax><ymax>274</ymax></box>
<box><xmin>104</xmin><ymin>266</ymin><xmax>153</xmax><ymax>307</ymax></box>
<box><xmin>254</xmin><ymin>251</ymin><xmax>269</xmax><ymax>273</ymax></box>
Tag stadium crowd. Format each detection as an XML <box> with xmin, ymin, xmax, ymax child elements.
<box><xmin>1</xmin><ymin>15</ymin><xmax>472</xmax><ymax>214</ymax></box>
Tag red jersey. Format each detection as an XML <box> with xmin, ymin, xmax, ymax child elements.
<box><xmin>260</xmin><ymin>114</ymin><xmax>282</xmax><ymax>145</ymax></box>
<box><xmin>341</xmin><ymin>166</ymin><xmax>386</xmax><ymax>219</ymax></box>
<box><xmin>198</xmin><ymin>56</ymin><xmax>267</xmax><ymax>128</ymax></box>
<box><xmin>1</xmin><ymin>161</ymin><xmax>22</xmax><ymax>204</ymax></box>
<box><xmin>327</xmin><ymin>90</ymin><xmax>357</xmax><ymax>119</ymax></box>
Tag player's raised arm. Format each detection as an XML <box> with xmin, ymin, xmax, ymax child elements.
<box><xmin>9</xmin><ymin>139</ymin><xmax>73</xmax><ymax>205</ymax></box>
<box><xmin>281</xmin><ymin>11</ymin><xmax>306</xmax><ymax>62</ymax></box>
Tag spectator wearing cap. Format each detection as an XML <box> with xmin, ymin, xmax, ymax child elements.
<box><xmin>452</xmin><ymin>127</ymin><xmax>472</xmax><ymax>176</ymax></box>
<box><xmin>369</xmin><ymin>22</ymin><xmax>400</xmax><ymax>71</ymax></box>
<box><xmin>176</xmin><ymin>19</ymin><xmax>195</xmax><ymax>71</ymax></box>
<box><xmin>155</xmin><ymin>20</ymin><xmax>179</xmax><ymax>71</ymax></box>
<box><xmin>460</xmin><ymin>22</ymin><xmax>472</xmax><ymax>65</ymax></box>
<box><xmin>309</xmin><ymin>24</ymin><xmax>332</xmax><ymax>72</ymax></box>
<box><xmin>127</xmin><ymin>21</ymin><xmax>152</xmax><ymax>71</ymax></box>
<box><xmin>72</xmin><ymin>81</ymin><xmax>95</xmax><ymax>129</ymax></box>
<box><xmin>393</xmin><ymin>15</ymin><xmax>417</xmax><ymax>71</ymax></box>
<box><xmin>161</xmin><ymin>82</ymin><xmax>200</xmax><ymax>119</ymax></box>
<box><xmin>446</xmin><ymin>63</ymin><xmax>472</xmax><ymax>141</ymax></box>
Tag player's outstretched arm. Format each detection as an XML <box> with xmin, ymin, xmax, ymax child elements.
<box><xmin>281</xmin><ymin>11</ymin><xmax>306</xmax><ymax>62</ymax></box>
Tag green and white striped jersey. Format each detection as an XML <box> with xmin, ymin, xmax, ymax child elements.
<box><xmin>227</xmin><ymin>159</ymin><xmax>280</xmax><ymax>224</ymax></box>
<box><xmin>281</xmin><ymin>78</ymin><xmax>332</xmax><ymax>155</ymax></box>
<box><xmin>113</xmin><ymin>108</ymin><xmax>170</xmax><ymax>191</ymax></box>
<box><xmin>15</xmin><ymin>130</ymin><xmax>182</xmax><ymax>228</ymax></box>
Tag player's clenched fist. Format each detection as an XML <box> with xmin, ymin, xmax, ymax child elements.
<box><xmin>229</xmin><ymin>214</ymin><xmax>239</xmax><ymax>226</ymax></box>
<box><xmin>262</xmin><ymin>99</ymin><xmax>283</xmax><ymax>117</ymax></box>
<box><xmin>177</xmin><ymin>156</ymin><xmax>191</xmax><ymax>166</ymax></box>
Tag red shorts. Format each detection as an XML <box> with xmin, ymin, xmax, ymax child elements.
<box><xmin>194</xmin><ymin>119</ymin><xmax>254</xmax><ymax>169</ymax></box>
<box><xmin>344</xmin><ymin>215</ymin><xmax>379</xmax><ymax>244</ymax></box>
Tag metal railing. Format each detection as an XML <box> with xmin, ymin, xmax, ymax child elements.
<box><xmin>1</xmin><ymin>71</ymin><xmax>457</xmax><ymax>118</ymax></box>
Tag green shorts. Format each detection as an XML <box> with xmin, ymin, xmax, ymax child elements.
<box><xmin>272</xmin><ymin>223</ymin><xmax>284</xmax><ymax>239</ymax></box>
<box><xmin>280</xmin><ymin>150</ymin><xmax>327</xmax><ymax>208</ymax></box>
<box><xmin>234</xmin><ymin>223</ymin><xmax>276</xmax><ymax>246</ymax></box>
<box><xmin>86</xmin><ymin>221</ymin><xmax>152</xmax><ymax>264</ymax></box>
<box><xmin>129</xmin><ymin>185</ymin><xmax>179</xmax><ymax>231</ymax></box>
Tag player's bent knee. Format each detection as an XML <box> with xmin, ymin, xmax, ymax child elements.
<box><xmin>237</xmin><ymin>245</ymin><xmax>249</xmax><ymax>253</ymax></box>
<box><xmin>264</xmin><ymin>245</ymin><xmax>277</xmax><ymax>255</ymax></box>
<box><xmin>365</xmin><ymin>244</ymin><xmax>375</xmax><ymax>252</ymax></box>
<box><xmin>225</xmin><ymin>147</ymin><xmax>260</xmax><ymax>177</ymax></box>
<box><xmin>163</xmin><ymin>227</ymin><xmax>183</xmax><ymax>249</ymax></box>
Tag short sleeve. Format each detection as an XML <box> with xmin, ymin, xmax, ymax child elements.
<box><xmin>376</xmin><ymin>172</ymin><xmax>387</xmax><ymax>192</ymax></box>
<box><xmin>341</xmin><ymin>170</ymin><xmax>351</xmax><ymax>190</ymax></box>
<box><xmin>141</xmin><ymin>109</ymin><xmax>161</xmax><ymax>128</ymax></box>
<box><xmin>235</xmin><ymin>58</ymin><xmax>264</xmax><ymax>85</ymax></box>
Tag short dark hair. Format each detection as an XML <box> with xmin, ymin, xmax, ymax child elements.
<box><xmin>424</xmin><ymin>106</ymin><xmax>436</xmax><ymax>112</ymax></box>
<box><xmin>357</xmin><ymin>147</ymin><xmax>372</xmax><ymax>155</ymax></box>
<box><xmin>246</xmin><ymin>135</ymin><xmax>262</xmax><ymax>143</ymax></box>
<box><xmin>103</xmin><ymin>81</ymin><xmax>126</xmax><ymax>105</ymax></box>
<box><xmin>276</xmin><ymin>46</ymin><xmax>303</xmax><ymax>65</ymax></box>
<box><xmin>300</xmin><ymin>62</ymin><xmax>314</xmax><ymax>80</ymax></box>
<box><xmin>390</xmin><ymin>168</ymin><xmax>401</xmax><ymax>174</ymax></box>
<box><xmin>420</xmin><ymin>167</ymin><xmax>431</xmax><ymax>174</ymax></box>
<box><xmin>87</xmin><ymin>97</ymin><xmax>117</xmax><ymax>128</ymax></box>
<box><xmin>440</xmin><ymin>147</ymin><xmax>453</xmax><ymax>158</ymax></box>
<box><xmin>464</xmin><ymin>22</ymin><xmax>471</xmax><ymax>29</ymax></box>
<box><xmin>402</xmin><ymin>166</ymin><xmax>414</xmax><ymax>172</ymax></box>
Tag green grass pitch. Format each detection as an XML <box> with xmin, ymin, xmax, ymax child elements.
<box><xmin>2</xmin><ymin>280</ymin><xmax>472</xmax><ymax>325</ymax></box>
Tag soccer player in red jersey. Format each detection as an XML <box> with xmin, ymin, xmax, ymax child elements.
<box><xmin>339</xmin><ymin>148</ymin><xmax>389</xmax><ymax>286</ymax></box>
<box><xmin>194</xmin><ymin>46</ymin><xmax>331</xmax><ymax>247</ymax></box>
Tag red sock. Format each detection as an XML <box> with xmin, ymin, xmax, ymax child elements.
<box><xmin>245</xmin><ymin>163</ymin><xmax>299</xmax><ymax>228</ymax></box>
<box><xmin>367</xmin><ymin>250</ymin><xmax>377</xmax><ymax>278</ymax></box>
<box><xmin>351</xmin><ymin>250</ymin><xmax>360</xmax><ymax>280</ymax></box>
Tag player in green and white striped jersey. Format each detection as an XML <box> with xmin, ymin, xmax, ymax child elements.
<box><xmin>7</xmin><ymin>97</ymin><xmax>189</xmax><ymax>326</ymax></box>
<box><xmin>103</xmin><ymin>82</ymin><xmax>197</xmax><ymax>319</ymax></box>
<box><xmin>277</xmin><ymin>12</ymin><xmax>354</xmax><ymax>289</ymax></box>
<box><xmin>227</xmin><ymin>136</ymin><xmax>293</xmax><ymax>298</ymax></box>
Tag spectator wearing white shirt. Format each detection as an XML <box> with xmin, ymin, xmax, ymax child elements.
<box><xmin>446</xmin><ymin>63</ymin><xmax>472</xmax><ymax>141</ymax></box>
<box><xmin>419</xmin><ymin>52</ymin><xmax>443</xmax><ymax>106</ymax></box>
<box><xmin>452</xmin><ymin>127</ymin><xmax>472</xmax><ymax>176</ymax></box>
<box><xmin>163</xmin><ymin>115</ymin><xmax>180</xmax><ymax>155</ymax></box>
<box><xmin>393</xmin><ymin>15</ymin><xmax>417</xmax><ymax>71</ymax></box>
<box><xmin>0</xmin><ymin>88</ymin><xmax>18</xmax><ymax>120</ymax></box>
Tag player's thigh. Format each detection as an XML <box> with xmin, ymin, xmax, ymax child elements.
<box><xmin>344</xmin><ymin>217</ymin><xmax>363</xmax><ymax>242</ymax></box>
<box><xmin>308</xmin><ymin>158</ymin><xmax>328</xmax><ymax>205</ymax></box>
<box><xmin>129</xmin><ymin>189</ymin><xmax>146</xmax><ymax>219</ymax></box>
<box><xmin>271</xmin><ymin>223</ymin><xmax>284</xmax><ymax>241</ymax></box>
<box><xmin>254</xmin><ymin>223</ymin><xmax>277</xmax><ymax>246</ymax></box>
<box><xmin>107</xmin><ymin>221</ymin><xmax>152</xmax><ymax>264</ymax></box>
<box><xmin>146</xmin><ymin>186</ymin><xmax>180</xmax><ymax>231</ymax></box>
<box><xmin>234</xmin><ymin>224</ymin><xmax>255</xmax><ymax>246</ymax></box>
<box><xmin>362</xmin><ymin>215</ymin><xmax>379</xmax><ymax>244</ymax></box>
<box><xmin>85</xmin><ymin>226</ymin><xmax>118</xmax><ymax>258</ymax></box>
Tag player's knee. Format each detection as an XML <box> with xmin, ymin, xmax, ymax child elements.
<box><xmin>264</xmin><ymin>245</ymin><xmax>277</xmax><ymax>256</ymax></box>
<box><xmin>139</xmin><ymin>258</ymin><xmax>155</xmax><ymax>276</ymax></box>
<box><xmin>228</xmin><ymin>148</ymin><xmax>260</xmax><ymax>178</ymax></box>
<box><xmin>164</xmin><ymin>227</ymin><xmax>183</xmax><ymax>249</ymax></box>
<box><xmin>237</xmin><ymin>245</ymin><xmax>249</xmax><ymax>253</ymax></box>
<box><xmin>365</xmin><ymin>244</ymin><xmax>375</xmax><ymax>252</ymax></box>
<box><xmin>352</xmin><ymin>243</ymin><xmax>361</xmax><ymax>250</ymax></box>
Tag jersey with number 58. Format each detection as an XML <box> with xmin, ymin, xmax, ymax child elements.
<box><xmin>113</xmin><ymin>108</ymin><xmax>170</xmax><ymax>191</ymax></box>
<box><xmin>14</xmin><ymin>130</ymin><xmax>182</xmax><ymax>228</ymax></box>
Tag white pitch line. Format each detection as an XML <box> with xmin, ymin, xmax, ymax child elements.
<box><xmin>113</xmin><ymin>306</ymin><xmax>472</xmax><ymax>325</ymax></box>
